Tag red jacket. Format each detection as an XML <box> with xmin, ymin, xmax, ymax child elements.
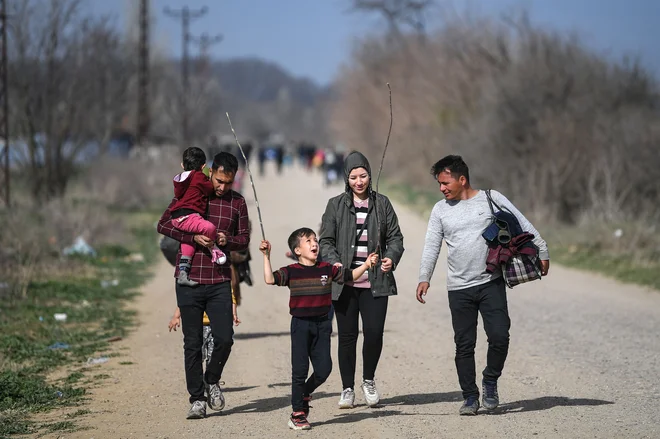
<box><xmin>170</xmin><ymin>170</ymin><xmax>214</xmax><ymax>216</ymax></box>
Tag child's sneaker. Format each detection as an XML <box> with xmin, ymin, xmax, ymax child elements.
<box><xmin>177</xmin><ymin>270</ymin><xmax>199</xmax><ymax>286</ymax></box>
<box><xmin>212</xmin><ymin>246</ymin><xmax>227</xmax><ymax>265</ymax></box>
<box><xmin>205</xmin><ymin>380</ymin><xmax>225</xmax><ymax>411</ymax></box>
<box><xmin>302</xmin><ymin>395</ymin><xmax>312</xmax><ymax>417</ymax></box>
<box><xmin>288</xmin><ymin>411</ymin><xmax>311</xmax><ymax>430</ymax></box>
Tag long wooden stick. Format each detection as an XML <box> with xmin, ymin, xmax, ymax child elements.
<box><xmin>374</xmin><ymin>83</ymin><xmax>393</xmax><ymax>259</ymax></box>
<box><xmin>375</xmin><ymin>83</ymin><xmax>393</xmax><ymax>196</ymax></box>
<box><xmin>226</xmin><ymin>112</ymin><xmax>266</xmax><ymax>242</ymax></box>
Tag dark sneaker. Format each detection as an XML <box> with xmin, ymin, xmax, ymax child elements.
<box><xmin>302</xmin><ymin>395</ymin><xmax>313</xmax><ymax>417</ymax></box>
<box><xmin>288</xmin><ymin>411</ymin><xmax>311</xmax><ymax>430</ymax></box>
<box><xmin>205</xmin><ymin>380</ymin><xmax>225</xmax><ymax>411</ymax></box>
<box><xmin>459</xmin><ymin>396</ymin><xmax>480</xmax><ymax>415</ymax></box>
<box><xmin>186</xmin><ymin>400</ymin><xmax>206</xmax><ymax>419</ymax></box>
<box><xmin>482</xmin><ymin>380</ymin><xmax>499</xmax><ymax>410</ymax></box>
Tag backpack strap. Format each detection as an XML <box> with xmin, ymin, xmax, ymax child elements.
<box><xmin>485</xmin><ymin>190</ymin><xmax>509</xmax><ymax>214</ymax></box>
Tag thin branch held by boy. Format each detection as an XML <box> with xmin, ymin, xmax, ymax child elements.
<box><xmin>226</xmin><ymin>112</ymin><xmax>267</xmax><ymax>243</ymax></box>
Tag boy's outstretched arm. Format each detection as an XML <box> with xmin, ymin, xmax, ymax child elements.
<box><xmin>260</xmin><ymin>240</ymin><xmax>275</xmax><ymax>285</ymax></box>
<box><xmin>351</xmin><ymin>253</ymin><xmax>378</xmax><ymax>281</ymax></box>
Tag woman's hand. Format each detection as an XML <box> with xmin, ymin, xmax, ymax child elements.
<box><xmin>381</xmin><ymin>257</ymin><xmax>394</xmax><ymax>272</ymax></box>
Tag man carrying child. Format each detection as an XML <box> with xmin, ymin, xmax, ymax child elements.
<box><xmin>158</xmin><ymin>152</ymin><xmax>250</xmax><ymax>420</ymax></box>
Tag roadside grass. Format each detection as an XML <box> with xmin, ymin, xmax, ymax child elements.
<box><xmin>0</xmin><ymin>212</ymin><xmax>159</xmax><ymax>438</ymax></box>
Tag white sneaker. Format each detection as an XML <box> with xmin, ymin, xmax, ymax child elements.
<box><xmin>361</xmin><ymin>379</ymin><xmax>380</xmax><ymax>407</ymax></box>
<box><xmin>338</xmin><ymin>387</ymin><xmax>355</xmax><ymax>409</ymax></box>
<box><xmin>186</xmin><ymin>400</ymin><xmax>206</xmax><ymax>419</ymax></box>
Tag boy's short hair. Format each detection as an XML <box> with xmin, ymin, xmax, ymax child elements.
<box><xmin>430</xmin><ymin>154</ymin><xmax>470</xmax><ymax>183</ymax></box>
<box><xmin>288</xmin><ymin>227</ymin><xmax>316</xmax><ymax>258</ymax></box>
<box><xmin>182</xmin><ymin>147</ymin><xmax>207</xmax><ymax>171</ymax></box>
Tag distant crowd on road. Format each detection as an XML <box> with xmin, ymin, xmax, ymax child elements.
<box><xmin>205</xmin><ymin>135</ymin><xmax>348</xmax><ymax>188</ymax></box>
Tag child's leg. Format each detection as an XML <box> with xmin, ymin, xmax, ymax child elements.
<box><xmin>177</xmin><ymin>243</ymin><xmax>198</xmax><ymax>286</ymax></box>
<box><xmin>291</xmin><ymin>317</ymin><xmax>311</xmax><ymax>413</ymax></box>
<box><xmin>305</xmin><ymin>317</ymin><xmax>333</xmax><ymax>397</ymax></box>
<box><xmin>174</xmin><ymin>214</ymin><xmax>226</xmax><ymax>265</ymax></box>
<box><xmin>178</xmin><ymin>243</ymin><xmax>195</xmax><ymax>272</ymax></box>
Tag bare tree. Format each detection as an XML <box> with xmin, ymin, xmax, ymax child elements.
<box><xmin>348</xmin><ymin>0</ymin><xmax>435</xmax><ymax>38</ymax></box>
<box><xmin>331</xmin><ymin>8</ymin><xmax>660</xmax><ymax>224</ymax></box>
<box><xmin>8</xmin><ymin>0</ymin><xmax>131</xmax><ymax>200</ymax></box>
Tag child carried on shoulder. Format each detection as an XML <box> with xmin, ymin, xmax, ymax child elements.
<box><xmin>170</xmin><ymin>147</ymin><xmax>227</xmax><ymax>286</ymax></box>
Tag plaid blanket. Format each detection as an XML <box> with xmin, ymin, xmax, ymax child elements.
<box><xmin>503</xmin><ymin>252</ymin><xmax>542</xmax><ymax>288</ymax></box>
<box><xmin>486</xmin><ymin>232</ymin><xmax>542</xmax><ymax>288</ymax></box>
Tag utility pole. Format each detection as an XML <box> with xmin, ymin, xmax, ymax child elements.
<box><xmin>0</xmin><ymin>0</ymin><xmax>9</xmax><ymax>207</ymax></box>
<box><xmin>190</xmin><ymin>33</ymin><xmax>222</xmax><ymax>78</ymax></box>
<box><xmin>137</xmin><ymin>0</ymin><xmax>150</xmax><ymax>146</ymax></box>
<box><xmin>163</xmin><ymin>5</ymin><xmax>208</xmax><ymax>146</ymax></box>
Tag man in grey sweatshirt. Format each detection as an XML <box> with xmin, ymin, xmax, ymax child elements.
<box><xmin>416</xmin><ymin>155</ymin><xmax>549</xmax><ymax>416</ymax></box>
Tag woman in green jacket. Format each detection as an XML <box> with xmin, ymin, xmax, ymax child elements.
<box><xmin>319</xmin><ymin>151</ymin><xmax>404</xmax><ymax>409</ymax></box>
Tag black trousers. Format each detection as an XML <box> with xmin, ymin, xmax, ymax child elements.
<box><xmin>448</xmin><ymin>277</ymin><xmax>510</xmax><ymax>399</ymax></box>
<box><xmin>176</xmin><ymin>282</ymin><xmax>234</xmax><ymax>403</ymax></box>
<box><xmin>290</xmin><ymin>315</ymin><xmax>333</xmax><ymax>412</ymax></box>
<box><xmin>333</xmin><ymin>286</ymin><xmax>389</xmax><ymax>390</ymax></box>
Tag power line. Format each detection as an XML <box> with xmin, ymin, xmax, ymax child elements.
<box><xmin>0</xmin><ymin>0</ymin><xmax>9</xmax><ymax>207</ymax></box>
<box><xmin>137</xmin><ymin>0</ymin><xmax>150</xmax><ymax>146</ymax></box>
<box><xmin>189</xmin><ymin>32</ymin><xmax>222</xmax><ymax>78</ymax></box>
<box><xmin>163</xmin><ymin>5</ymin><xmax>208</xmax><ymax>146</ymax></box>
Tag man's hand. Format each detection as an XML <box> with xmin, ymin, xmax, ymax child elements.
<box><xmin>416</xmin><ymin>282</ymin><xmax>430</xmax><ymax>304</ymax></box>
<box><xmin>168</xmin><ymin>316</ymin><xmax>181</xmax><ymax>332</ymax></box>
<box><xmin>194</xmin><ymin>235</ymin><xmax>214</xmax><ymax>248</ymax></box>
<box><xmin>381</xmin><ymin>257</ymin><xmax>394</xmax><ymax>272</ymax></box>
<box><xmin>217</xmin><ymin>232</ymin><xmax>228</xmax><ymax>247</ymax></box>
<box><xmin>541</xmin><ymin>260</ymin><xmax>550</xmax><ymax>276</ymax></box>
<box><xmin>333</xmin><ymin>262</ymin><xmax>343</xmax><ymax>268</ymax></box>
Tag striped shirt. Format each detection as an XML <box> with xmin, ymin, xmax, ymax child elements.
<box><xmin>273</xmin><ymin>262</ymin><xmax>352</xmax><ymax>317</ymax></box>
<box><xmin>348</xmin><ymin>198</ymin><xmax>370</xmax><ymax>288</ymax></box>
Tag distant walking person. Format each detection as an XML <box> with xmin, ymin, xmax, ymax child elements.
<box><xmin>416</xmin><ymin>155</ymin><xmax>549</xmax><ymax>415</ymax></box>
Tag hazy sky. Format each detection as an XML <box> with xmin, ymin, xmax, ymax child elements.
<box><xmin>89</xmin><ymin>0</ymin><xmax>659</xmax><ymax>86</ymax></box>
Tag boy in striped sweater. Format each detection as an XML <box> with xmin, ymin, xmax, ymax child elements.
<box><xmin>259</xmin><ymin>227</ymin><xmax>377</xmax><ymax>431</ymax></box>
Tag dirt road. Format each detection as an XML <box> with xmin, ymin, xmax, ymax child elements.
<box><xmin>65</xmin><ymin>163</ymin><xmax>660</xmax><ymax>439</ymax></box>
